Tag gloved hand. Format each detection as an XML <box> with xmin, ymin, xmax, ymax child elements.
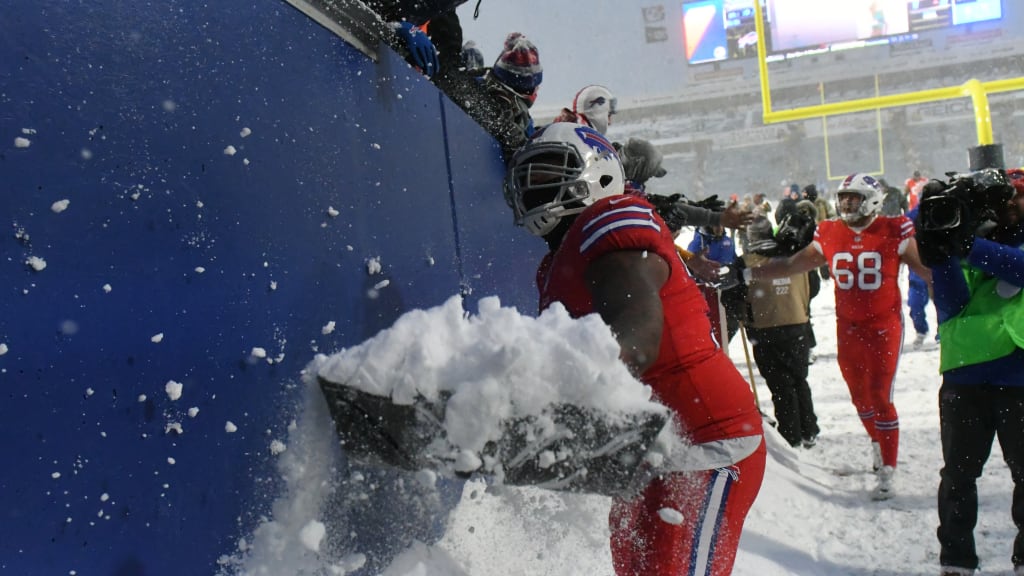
<box><xmin>693</xmin><ymin>194</ymin><xmax>725</xmax><ymax>211</ymax></box>
<box><xmin>718</xmin><ymin>256</ymin><xmax>747</xmax><ymax>290</ymax></box>
<box><xmin>645</xmin><ymin>192</ymin><xmax>679</xmax><ymax>212</ymax></box>
<box><xmin>393</xmin><ymin>21</ymin><xmax>439</xmax><ymax>78</ymax></box>
<box><xmin>647</xmin><ymin>193</ymin><xmax>687</xmax><ymax>233</ymax></box>
<box><xmin>619</xmin><ymin>138</ymin><xmax>667</xmax><ymax>185</ymax></box>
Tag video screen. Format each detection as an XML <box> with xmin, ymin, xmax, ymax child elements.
<box><xmin>769</xmin><ymin>0</ymin><xmax>910</xmax><ymax>52</ymax></box>
<box><xmin>767</xmin><ymin>0</ymin><xmax>1002</xmax><ymax>54</ymax></box>
<box><xmin>681</xmin><ymin>0</ymin><xmax>767</xmax><ymax>65</ymax></box>
<box><xmin>681</xmin><ymin>0</ymin><xmax>1003</xmax><ymax>65</ymax></box>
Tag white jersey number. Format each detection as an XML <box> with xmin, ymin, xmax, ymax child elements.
<box><xmin>832</xmin><ymin>251</ymin><xmax>883</xmax><ymax>291</ymax></box>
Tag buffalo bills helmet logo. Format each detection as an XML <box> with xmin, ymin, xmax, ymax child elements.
<box><xmin>843</xmin><ymin>173</ymin><xmax>881</xmax><ymax>191</ymax></box>
<box><xmin>574</xmin><ymin>126</ymin><xmax>618</xmax><ymax>159</ymax></box>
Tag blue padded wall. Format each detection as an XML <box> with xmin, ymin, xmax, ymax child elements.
<box><xmin>0</xmin><ymin>1</ymin><xmax>545</xmax><ymax>574</ymax></box>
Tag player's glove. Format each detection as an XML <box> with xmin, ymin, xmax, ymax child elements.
<box><xmin>393</xmin><ymin>21</ymin><xmax>439</xmax><ymax>78</ymax></box>
<box><xmin>619</xmin><ymin>138</ymin><xmax>667</xmax><ymax>186</ymax></box>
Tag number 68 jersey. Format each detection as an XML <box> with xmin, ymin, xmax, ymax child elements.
<box><xmin>813</xmin><ymin>215</ymin><xmax>915</xmax><ymax>325</ymax></box>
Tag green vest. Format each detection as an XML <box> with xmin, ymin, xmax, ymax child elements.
<box><xmin>938</xmin><ymin>264</ymin><xmax>1024</xmax><ymax>372</ymax></box>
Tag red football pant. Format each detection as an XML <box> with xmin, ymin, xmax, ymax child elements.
<box><xmin>836</xmin><ymin>317</ymin><xmax>903</xmax><ymax>468</ymax></box>
<box><xmin>609</xmin><ymin>439</ymin><xmax>766</xmax><ymax>576</ymax></box>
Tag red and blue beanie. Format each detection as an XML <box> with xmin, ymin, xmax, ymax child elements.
<box><xmin>1007</xmin><ymin>168</ymin><xmax>1024</xmax><ymax>196</ymax></box>
<box><xmin>492</xmin><ymin>33</ymin><xmax>543</xmax><ymax>96</ymax></box>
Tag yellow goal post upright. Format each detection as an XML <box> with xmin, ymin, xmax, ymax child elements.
<box><xmin>751</xmin><ymin>0</ymin><xmax>1024</xmax><ymax>171</ymax></box>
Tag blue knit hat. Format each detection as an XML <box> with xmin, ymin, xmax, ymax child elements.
<box><xmin>491</xmin><ymin>33</ymin><xmax>543</xmax><ymax>95</ymax></box>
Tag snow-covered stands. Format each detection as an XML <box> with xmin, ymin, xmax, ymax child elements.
<box><xmin>0</xmin><ymin>2</ymin><xmax>543</xmax><ymax>574</ymax></box>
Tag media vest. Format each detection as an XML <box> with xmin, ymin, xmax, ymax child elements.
<box><xmin>744</xmin><ymin>253</ymin><xmax>811</xmax><ymax>329</ymax></box>
<box><xmin>938</xmin><ymin>263</ymin><xmax>1024</xmax><ymax>372</ymax></box>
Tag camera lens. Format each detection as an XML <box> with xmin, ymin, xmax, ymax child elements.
<box><xmin>920</xmin><ymin>196</ymin><xmax>961</xmax><ymax>231</ymax></box>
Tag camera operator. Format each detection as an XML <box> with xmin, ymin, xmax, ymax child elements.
<box><xmin>915</xmin><ymin>168</ymin><xmax>1024</xmax><ymax>576</ymax></box>
<box><xmin>740</xmin><ymin>206</ymin><xmax>821</xmax><ymax>449</ymax></box>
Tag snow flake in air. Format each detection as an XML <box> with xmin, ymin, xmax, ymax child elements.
<box><xmin>657</xmin><ymin>507</ymin><xmax>684</xmax><ymax>525</ymax></box>
<box><xmin>164</xmin><ymin>380</ymin><xmax>183</xmax><ymax>401</ymax></box>
<box><xmin>26</xmin><ymin>256</ymin><xmax>46</xmax><ymax>271</ymax></box>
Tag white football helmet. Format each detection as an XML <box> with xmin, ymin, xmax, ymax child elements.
<box><xmin>836</xmin><ymin>172</ymin><xmax>884</xmax><ymax>223</ymax></box>
<box><xmin>573</xmin><ymin>85</ymin><xmax>617</xmax><ymax>135</ymax></box>
<box><xmin>504</xmin><ymin>122</ymin><xmax>625</xmax><ymax>237</ymax></box>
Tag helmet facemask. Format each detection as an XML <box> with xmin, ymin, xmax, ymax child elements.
<box><xmin>505</xmin><ymin>143</ymin><xmax>590</xmax><ymax>236</ymax></box>
<box><xmin>504</xmin><ymin>123</ymin><xmax>625</xmax><ymax>237</ymax></box>
<box><xmin>837</xmin><ymin>173</ymin><xmax>884</xmax><ymax>224</ymax></box>
<box><xmin>838</xmin><ymin>191</ymin><xmax>871</xmax><ymax>223</ymax></box>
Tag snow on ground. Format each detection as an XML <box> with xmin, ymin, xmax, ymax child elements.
<box><xmin>231</xmin><ymin>267</ymin><xmax>1020</xmax><ymax>576</ymax></box>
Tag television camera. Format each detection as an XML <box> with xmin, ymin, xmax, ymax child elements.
<box><xmin>916</xmin><ymin>168</ymin><xmax>1014</xmax><ymax>233</ymax></box>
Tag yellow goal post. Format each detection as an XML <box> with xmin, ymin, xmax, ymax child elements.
<box><xmin>752</xmin><ymin>1</ymin><xmax>1024</xmax><ymax>153</ymax></box>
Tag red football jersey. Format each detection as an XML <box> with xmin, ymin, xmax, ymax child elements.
<box><xmin>813</xmin><ymin>215</ymin><xmax>914</xmax><ymax>324</ymax></box>
<box><xmin>538</xmin><ymin>195</ymin><xmax>759</xmax><ymax>443</ymax></box>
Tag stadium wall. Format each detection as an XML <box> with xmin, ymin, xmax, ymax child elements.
<box><xmin>0</xmin><ymin>2</ymin><xmax>545</xmax><ymax>574</ymax></box>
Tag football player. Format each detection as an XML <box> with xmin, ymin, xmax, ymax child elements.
<box><xmin>505</xmin><ymin>122</ymin><xmax>765</xmax><ymax>576</ymax></box>
<box><xmin>745</xmin><ymin>172</ymin><xmax>932</xmax><ymax>500</ymax></box>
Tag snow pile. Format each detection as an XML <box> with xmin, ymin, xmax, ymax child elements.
<box><xmin>311</xmin><ymin>294</ymin><xmax>664</xmax><ymax>455</ymax></box>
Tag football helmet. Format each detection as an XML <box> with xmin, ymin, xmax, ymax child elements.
<box><xmin>836</xmin><ymin>172</ymin><xmax>884</xmax><ymax>223</ymax></box>
<box><xmin>573</xmin><ymin>85</ymin><xmax>617</xmax><ymax>135</ymax></box>
<box><xmin>504</xmin><ymin>122</ymin><xmax>625</xmax><ymax>237</ymax></box>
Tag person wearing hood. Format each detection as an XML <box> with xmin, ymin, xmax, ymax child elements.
<box><xmin>553</xmin><ymin>84</ymin><xmax>618</xmax><ymax>135</ymax></box>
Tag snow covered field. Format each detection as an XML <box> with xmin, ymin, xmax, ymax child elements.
<box><xmin>436</xmin><ymin>273</ymin><xmax>1018</xmax><ymax>576</ymax></box>
<box><xmin>232</xmin><ymin>269</ymin><xmax>1020</xmax><ymax>576</ymax></box>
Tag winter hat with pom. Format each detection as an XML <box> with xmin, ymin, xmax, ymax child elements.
<box><xmin>1007</xmin><ymin>168</ymin><xmax>1024</xmax><ymax>197</ymax></box>
<box><xmin>747</xmin><ymin>215</ymin><xmax>777</xmax><ymax>253</ymax></box>
<box><xmin>491</xmin><ymin>33</ymin><xmax>543</xmax><ymax>96</ymax></box>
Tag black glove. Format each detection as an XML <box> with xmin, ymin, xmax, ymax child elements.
<box><xmin>647</xmin><ymin>194</ymin><xmax>690</xmax><ymax>233</ymax></box>
<box><xmin>718</xmin><ymin>256</ymin><xmax>747</xmax><ymax>291</ymax></box>
<box><xmin>646</xmin><ymin>192</ymin><xmax>679</xmax><ymax>214</ymax></box>
<box><xmin>692</xmin><ymin>194</ymin><xmax>725</xmax><ymax>212</ymax></box>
